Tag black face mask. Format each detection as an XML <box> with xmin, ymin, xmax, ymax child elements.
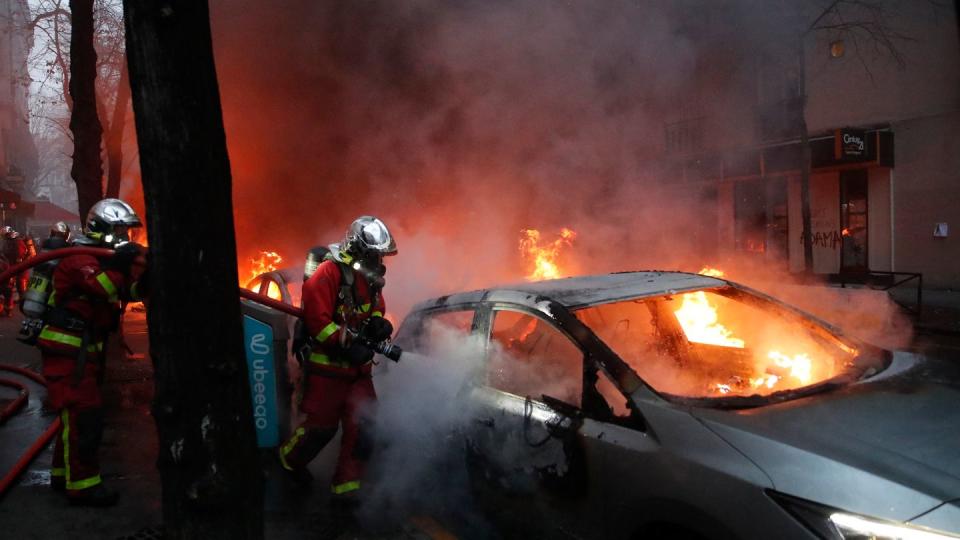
<box><xmin>355</xmin><ymin>256</ymin><xmax>387</xmax><ymax>290</ymax></box>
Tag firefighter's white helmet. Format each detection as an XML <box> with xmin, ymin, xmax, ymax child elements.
<box><xmin>85</xmin><ymin>198</ymin><xmax>142</xmax><ymax>246</ymax></box>
<box><xmin>344</xmin><ymin>216</ymin><xmax>397</xmax><ymax>261</ymax></box>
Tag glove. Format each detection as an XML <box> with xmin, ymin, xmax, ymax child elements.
<box><xmin>360</xmin><ymin>317</ymin><xmax>393</xmax><ymax>343</ymax></box>
<box><xmin>105</xmin><ymin>242</ymin><xmax>145</xmax><ymax>275</ymax></box>
<box><xmin>343</xmin><ymin>340</ymin><xmax>374</xmax><ymax>366</ymax></box>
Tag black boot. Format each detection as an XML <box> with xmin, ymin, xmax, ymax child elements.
<box><xmin>277</xmin><ymin>449</ymin><xmax>314</xmax><ymax>492</ymax></box>
<box><xmin>50</xmin><ymin>475</ymin><xmax>65</xmax><ymax>492</ymax></box>
<box><xmin>67</xmin><ymin>484</ymin><xmax>119</xmax><ymax>507</ymax></box>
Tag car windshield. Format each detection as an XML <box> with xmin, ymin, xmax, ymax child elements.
<box><xmin>574</xmin><ymin>286</ymin><xmax>880</xmax><ymax>400</ymax></box>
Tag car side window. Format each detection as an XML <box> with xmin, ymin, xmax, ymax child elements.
<box><xmin>395</xmin><ymin>309</ymin><xmax>475</xmax><ymax>354</ymax></box>
<box><xmin>487</xmin><ymin>309</ymin><xmax>583</xmax><ymax>407</ymax></box>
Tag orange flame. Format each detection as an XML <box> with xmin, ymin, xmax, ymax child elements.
<box><xmin>698</xmin><ymin>266</ymin><xmax>725</xmax><ymax>278</ymax></box>
<box><xmin>678</xmin><ymin>266</ymin><xmax>821</xmax><ymax>395</ymax></box>
<box><xmin>243</xmin><ymin>250</ymin><xmax>284</xmax><ymax>300</ymax></box>
<box><xmin>519</xmin><ymin>228</ymin><xmax>576</xmax><ymax>281</ymax></box>
<box><xmin>674</xmin><ymin>291</ymin><xmax>745</xmax><ymax>348</ymax></box>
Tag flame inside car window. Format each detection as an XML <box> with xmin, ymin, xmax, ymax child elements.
<box><xmin>574</xmin><ymin>288</ymin><xmax>864</xmax><ymax>399</ymax></box>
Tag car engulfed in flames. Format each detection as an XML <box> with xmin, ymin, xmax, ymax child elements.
<box><xmin>516</xmin><ymin>239</ymin><xmax>856</xmax><ymax>400</ymax></box>
<box><xmin>665</xmin><ymin>267</ymin><xmax>857</xmax><ymax>398</ymax></box>
<box><xmin>394</xmin><ymin>269</ymin><xmax>960</xmax><ymax>540</ymax></box>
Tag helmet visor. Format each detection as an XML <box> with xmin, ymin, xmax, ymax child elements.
<box><xmin>359</xmin><ymin>220</ymin><xmax>397</xmax><ymax>255</ymax></box>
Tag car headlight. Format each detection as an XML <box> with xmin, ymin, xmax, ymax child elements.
<box><xmin>769</xmin><ymin>491</ymin><xmax>960</xmax><ymax>540</ymax></box>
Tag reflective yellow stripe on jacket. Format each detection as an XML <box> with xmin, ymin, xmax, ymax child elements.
<box><xmin>95</xmin><ymin>272</ymin><xmax>119</xmax><ymax>303</ymax></box>
<box><xmin>336</xmin><ymin>303</ymin><xmax>371</xmax><ymax>315</ymax></box>
<box><xmin>308</xmin><ymin>352</ymin><xmax>351</xmax><ymax>368</ymax></box>
<box><xmin>39</xmin><ymin>327</ymin><xmax>103</xmax><ymax>352</ymax></box>
<box><xmin>314</xmin><ymin>322</ymin><xmax>339</xmax><ymax>343</ymax></box>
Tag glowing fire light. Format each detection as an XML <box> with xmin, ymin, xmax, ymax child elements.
<box><xmin>841</xmin><ymin>228</ymin><xmax>851</xmax><ymax>237</ymax></box>
<box><xmin>679</xmin><ymin>266</ymin><xmax>820</xmax><ymax>396</ymax></box>
<box><xmin>243</xmin><ymin>250</ymin><xmax>284</xmax><ymax>300</ymax></box>
<box><xmin>698</xmin><ymin>266</ymin><xmax>725</xmax><ymax>278</ymax></box>
<box><xmin>519</xmin><ymin>228</ymin><xmax>576</xmax><ymax>281</ymax></box>
<box><xmin>768</xmin><ymin>350</ymin><xmax>813</xmax><ymax>383</ymax></box>
<box><xmin>674</xmin><ymin>291</ymin><xmax>745</xmax><ymax>348</ymax></box>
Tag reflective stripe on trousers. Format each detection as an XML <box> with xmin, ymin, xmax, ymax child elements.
<box><xmin>278</xmin><ymin>427</ymin><xmax>305</xmax><ymax>471</ymax></box>
<box><xmin>61</xmin><ymin>410</ymin><xmax>102</xmax><ymax>491</ymax></box>
<box><xmin>332</xmin><ymin>480</ymin><xmax>360</xmax><ymax>495</ymax></box>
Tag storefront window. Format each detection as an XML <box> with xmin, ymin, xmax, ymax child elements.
<box><xmin>840</xmin><ymin>170</ymin><xmax>868</xmax><ymax>271</ymax></box>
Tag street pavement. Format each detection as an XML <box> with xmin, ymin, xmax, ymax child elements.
<box><xmin>0</xmin><ymin>309</ymin><xmax>451</xmax><ymax>539</ymax></box>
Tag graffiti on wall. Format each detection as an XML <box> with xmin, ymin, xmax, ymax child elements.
<box><xmin>800</xmin><ymin>230</ymin><xmax>843</xmax><ymax>250</ymax></box>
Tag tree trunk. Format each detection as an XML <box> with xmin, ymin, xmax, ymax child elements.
<box><xmin>123</xmin><ymin>2</ymin><xmax>263</xmax><ymax>538</ymax></box>
<box><xmin>69</xmin><ymin>0</ymin><xmax>103</xmax><ymax>220</ymax></box>
<box><xmin>105</xmin><ymin>61</ymin><xmax>130</xmax><ymax>198</ymax></box>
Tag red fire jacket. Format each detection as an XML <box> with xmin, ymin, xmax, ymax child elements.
<box><xmin>37</xmin><ymin>253</ymin><xmax>143</xmax><ymax>376</ymax></box>
<box><xmin>302</xmin><ymin>259</ymin><xmax>385</xmax><ymax>373</ymax></box>
<box><xmin>3</xmin><ymin>237</ymin><xmax>27</xmax><ymax>264</ymax></box>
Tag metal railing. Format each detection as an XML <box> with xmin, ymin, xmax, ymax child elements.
<box><xmin>830</xmin><ymin>270</ymin><xmax>923</xmax><ymax>315</ymax></box>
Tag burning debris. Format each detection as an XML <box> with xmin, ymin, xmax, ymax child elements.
<box><xmin>519</xmin><ymin>228</ymin><xmax>577</xmax><ymax>281</ymax></box>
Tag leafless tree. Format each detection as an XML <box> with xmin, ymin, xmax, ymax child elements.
<box><xmin>26</xmin><ymin>0</ymin><xmax>131</xmax><ymax>209</ymax></box>
<box><xmin>792</xmin><ymin>0</ymin><xmax>923</xmax><ymax>273</ymax></box>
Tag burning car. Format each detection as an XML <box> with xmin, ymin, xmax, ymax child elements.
<box><xmin>393</xmin><ymin>271</ymin><xmax>960</xmax><ymax>540</ymax></box>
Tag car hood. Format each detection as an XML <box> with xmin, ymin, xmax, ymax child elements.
<box><xmin>692</xmin><ymin>352</ymin><xmax>960</xmax><ymax>521</ymax></box>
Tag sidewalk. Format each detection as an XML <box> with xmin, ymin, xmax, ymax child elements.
<box><xmin>890</xmin><ymin>287</ymin><xmax>960</xmax><ymax>335</ymax></box>
<box><xmin>0</xmin><ymin>311</ymin><xmax>451</xmax><ymax>539</ymax></box>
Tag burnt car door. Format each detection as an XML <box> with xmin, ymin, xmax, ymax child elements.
<box><xmin>465</xmin><ymin>305</ymin><xmax>607</xmax><ymax>539</ymax></box>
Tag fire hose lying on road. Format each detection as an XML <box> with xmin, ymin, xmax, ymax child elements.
<box><xmin>0</xmin><ymin>246</ymin><xmax>324</xmax><ymax>499</ymax></box>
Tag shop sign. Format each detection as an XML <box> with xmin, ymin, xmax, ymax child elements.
<box><xmin>835</xmin><ymin>129</ymin><xmax>867</xmax><ymax>160</ymax></box>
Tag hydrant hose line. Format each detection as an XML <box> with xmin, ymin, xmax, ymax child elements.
<box><xmin>0</xmin><ymin>246</ymin><xmax>302</xmax><ymax>499</ymax></box>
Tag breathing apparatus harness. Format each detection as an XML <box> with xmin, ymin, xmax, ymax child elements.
<box><xmin>291</xmin><ymin>245</ymin><xmax>401</xmax><ymax>368</ymax></box>
<box><xmin>18</xmin><ymin>239</ymin><xmax>129</xmax><ymax>385</ymax></box>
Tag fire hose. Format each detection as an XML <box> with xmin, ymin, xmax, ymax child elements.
<box><xmin>0</xmin><ymin>246</ymin><xmax>301</xmax><ymax>499</ymax></box>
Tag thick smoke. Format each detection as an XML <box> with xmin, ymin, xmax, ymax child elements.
<box><xmin>357</xmin><ymin>323</ymin><xmax>486</xmax><ymax>529</ymax></box>
<box><xmin>208</xmin><ymin>0</ymin><xmax>721</xmax><ymax>314</ymax></box>
<box><xmin>359</xmin><ymin>321</ymin><xmax>584</xmax><ymax>531</ymax></box>
<box><xmin>198</xmin><ymin>0</ymin><xmax>916</xmax><ymax>532</ymax></box>
<box><xmin>206</xmin><ymin>0</ymin><xmax>911</xmax><ymax>341</ymax></box>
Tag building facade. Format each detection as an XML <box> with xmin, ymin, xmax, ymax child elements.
<box><xmin>662</xmin><ymin>1</ymin><xmax>959</xmax><ymax>289</ymax></box>
<box><xmin>0</xmin><ymin>0</ymin><xmax>37</xmax><ymax>230</ymax></box>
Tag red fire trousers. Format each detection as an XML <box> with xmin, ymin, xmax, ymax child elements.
<box><xmin>43</xmin><ymin>354</ymin><xmax>105</xmax><ymax>495</ymax></box>
<box><xmin>279</xmin><ymin>369</ymin><xmax>376</xmax><ymax>495</ymax></box>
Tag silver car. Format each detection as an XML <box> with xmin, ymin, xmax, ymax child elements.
<box><xmin>393</xmin><ymin>271</ymin><xmax>960</xmax><ymax>540</ymax></box>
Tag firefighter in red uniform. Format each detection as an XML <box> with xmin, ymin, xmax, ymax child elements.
<box><xmin>41</xmin><ymin>199</ymin><xmax>146</xmax><ymax>506</ymax></box>
<box><xmin>1</xmin><ymin>226</ymin><xmax>29</xmax><ymax>316</ymax></box>
<box><xmin>278</xmin><ymin>216</ymin><xmax>397</xmax><ymax>520</ymax></box>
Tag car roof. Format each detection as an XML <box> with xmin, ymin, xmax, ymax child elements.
<box><xmin>410</xmin><ymin>271</ymin><xmax>726</xmax><ymax>312</ymax></box>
